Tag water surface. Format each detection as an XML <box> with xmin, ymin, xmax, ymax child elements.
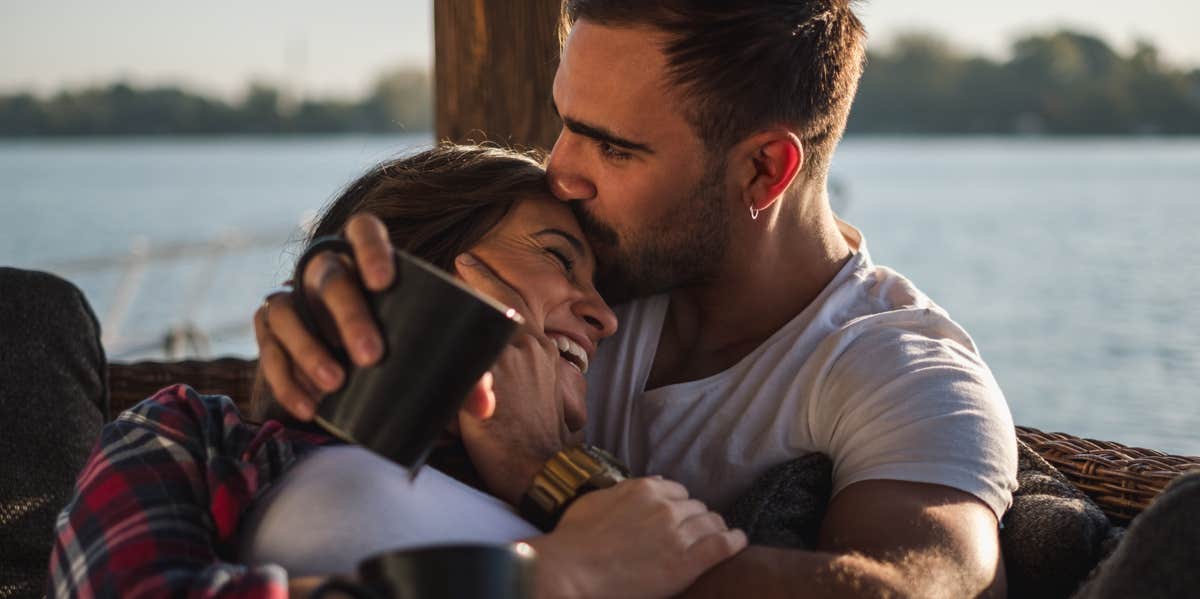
<box><xmin>2</xmin><ymin>134</ymin><xmax>1197</xmax><ymax>454</ymax></box>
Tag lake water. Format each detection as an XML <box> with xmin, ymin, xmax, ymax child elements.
<box><xmin>2</xmin><ymin>135</ymin><xmax>1197</xmax><ymax>456</ymax></box>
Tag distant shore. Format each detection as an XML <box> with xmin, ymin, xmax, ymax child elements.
<box><xmin>3</xmin><ymin>29</ymin><xmax>1198</xmax><ymax>138</ymax></box>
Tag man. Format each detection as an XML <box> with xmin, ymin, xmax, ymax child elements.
<box><xmin>260</xmin><ymin>1</ymin><xmax>1018</xmax><ymax>596</ymax></box>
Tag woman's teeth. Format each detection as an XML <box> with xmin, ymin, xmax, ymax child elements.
<box><xmin>551</xmin><ymin>334</ymin><xmax>589</xmax><ymax>374</ymax></box>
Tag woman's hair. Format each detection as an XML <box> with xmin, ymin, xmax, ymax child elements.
<box><xmin>252</xmin><ymin>142</ymin><xmax>550</xmax><ymax>420</ymax></box>
<box><xmin>304</xmin><ymin>142</ymin><xmax>549</xmax><ymax>274</ymax></box>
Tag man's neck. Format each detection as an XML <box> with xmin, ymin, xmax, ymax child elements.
<box><xmin>646</xmin><ymin>184</ymin><xmax>853</xmax><ymax>389</ymax></box>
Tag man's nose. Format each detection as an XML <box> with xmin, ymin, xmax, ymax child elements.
<box><xmin>547</xmin><ymin>132</ymin><xmax>597</xmax><ymax>202</ymax></box>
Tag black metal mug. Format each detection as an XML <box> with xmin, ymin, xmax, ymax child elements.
<box><xmin>293</xmin><ymin>236</ymin><xmax>522</xmax><ymax>472</ymax></box>
<box><xmin>310</xmin><ymin>543</ymin><xmax>537</xmax><ymax>599</ymax></box>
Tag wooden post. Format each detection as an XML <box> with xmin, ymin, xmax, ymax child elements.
<box><xmin>434</xmin><ymin>0</ymin><xmax>563</xmax><ymax>152</ymax></box>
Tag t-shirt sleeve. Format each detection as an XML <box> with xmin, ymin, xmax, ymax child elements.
<box><xmin>807</xmin><ymin>314</ymin><xmax>1019</xmax><ymax>520</ymax></box>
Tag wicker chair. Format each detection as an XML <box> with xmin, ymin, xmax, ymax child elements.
<box><xmin>109</xmin><ymin>358</ymin><xmax>1200</xmax><ymax>525</ymax></box>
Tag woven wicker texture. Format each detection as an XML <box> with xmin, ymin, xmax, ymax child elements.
<box><xmin>109</xmin><ymin>358</ymin><xmax>259</xmax><ymax>416</ymax></box>
<box><xmin>107</xmin><ymin>359</ymin><xmax>1200</xmax><ymax>523</ymax></box>
<box><xmin>1016</xmin><ymin>425</ymin><xmax>1200</xmax><ymax>524</ymax></box>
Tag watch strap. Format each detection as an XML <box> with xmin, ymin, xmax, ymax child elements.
<box><xmin>519</xmin><ymin>445</ymin><xmax>628</xmax><ymax>531</ymax></box>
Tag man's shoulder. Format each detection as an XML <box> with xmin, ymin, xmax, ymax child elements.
<box><xmin>777</xmin><ymin>261</ymin><xmax>1005</xmax><ymax>431</ymax></box>
<box><xmin>818</xmin><ymin>257</ymin><xmax>982</xmax><ymax>360</ymax></box>
<box><xmin>746</xmin><ymin>254</ymin><xmax>979</xmax><ymax>376</ymax></box>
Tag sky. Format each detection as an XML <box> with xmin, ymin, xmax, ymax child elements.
<box><xmin>3</xmin><ymin>0</ymin><xmax>1199</xmax><ymax>100</ymax></box>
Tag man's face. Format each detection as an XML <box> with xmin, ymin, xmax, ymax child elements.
<box><xmin>547</xmin><ymin>20</ymin><xmax>732</xmax><ymax>302</ymax></box>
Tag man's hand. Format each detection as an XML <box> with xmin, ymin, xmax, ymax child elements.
<box><xmin>255</xmin><ymin>213</ymin><xmax>493</xmax><ymax>421</ymax></box>
<box><xmin>526</xmin><ymin>477</ymin><xmax>748</xmax><ymax>599</ymax></box>
<box><xmin>255</xmin><ymin>214</ymin><xmax>391</xmax><ymax>419</ymax></box>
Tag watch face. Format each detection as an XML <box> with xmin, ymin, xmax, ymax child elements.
<box><xmin>576</xmin><ymin>445</ymin><xmax>629</xmax><ymax>484</ymax></box>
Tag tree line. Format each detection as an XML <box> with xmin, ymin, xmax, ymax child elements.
<box><xmin>3</xmin><ymin>29</ymin><xmax>1199</xmax><ymax>137</ymax></box>
<box><xmin>849</xmin><ymin>30</ymin><xmax>1200</xmax><ymax>135</ymax></box>
<box><xmin>0</xmin><ymin>69</ymin><xmax>432</xmax><ymax>136</ymax></box>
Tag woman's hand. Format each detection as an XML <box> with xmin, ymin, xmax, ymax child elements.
<box><xmin>458</xmin><ymin>330</ymin><xmax>574</xmax><ymax>505</ymax></box>
<box><xmin>525</xmin><ymin>477</ymin><xmax>748</xmax><ymax>599</ymax></box>
<box><xmin>453</xmin><ymin>251</ymin><xmax>578</xmax><ymax>504</ymax></box>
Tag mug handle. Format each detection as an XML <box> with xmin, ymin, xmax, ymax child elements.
<box><xmin>310</xmin><ymin>576</ymin><xmax>380</xmax><ymax>599</ymax></box>
<box><xmin>290</xmin><ymin>235</ymin><xmax>366</xmax><ymax>371</ymax></box>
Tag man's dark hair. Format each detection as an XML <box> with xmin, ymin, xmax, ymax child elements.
<box><xmin>562</xmin><ymin>0</ymin><xmax>866</xmax><ymax>180</ymax></box>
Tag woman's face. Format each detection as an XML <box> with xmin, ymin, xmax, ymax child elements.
<box><xmin>468</xmin><ymin>194</ymin><xmax>619</xmax><ymax>431</ymax></box>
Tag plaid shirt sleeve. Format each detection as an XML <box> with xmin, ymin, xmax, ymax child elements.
<box><xmin>47</xmin><ymin>384</ymin><xmax>334</xmax><ymax>599</ymax></box>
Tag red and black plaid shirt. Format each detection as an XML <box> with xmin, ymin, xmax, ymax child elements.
<box><xmin>47</xmin><ymin>384</ymin><xmax>336</xmax><ymax>598</ymax></box>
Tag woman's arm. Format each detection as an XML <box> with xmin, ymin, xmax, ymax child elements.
<box><xmin>47</xmin><ymin>384</ymin><xmax>330</xmax><ymax>598</ymax></box>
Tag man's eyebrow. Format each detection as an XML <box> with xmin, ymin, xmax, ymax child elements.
<box><xmin>533</xmin><ymin>228</ymin><xmax>586</xmax><ymax>254</ymax></box>
<box><xmin>551</xmin><ymin>100</ymin><xmax>654</xmax><ymax>154</ymax></box>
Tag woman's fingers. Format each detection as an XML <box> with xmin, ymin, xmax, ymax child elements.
<box><xmin>687</xmin><ymin>528</ymin><xmax>749</xmax><ymax>571</ymax></box>
<box><xmin>621</xmin><ymin>475</ymin><xmax>690</xmax><ymax>502</ymax></box>
<box><xmin>302</xmin><ymin>251</ymin><xmax>382</xmax><ymax>367</ymax></box>
<box><xmin>345</xmin><ymin>214</ymin><xmax>395</xmax><ymax>291</ymax></box>
<box><xmin>454</xmin><ymin>252</ymin><xmax>531</xmax><ymax>328</ymax></box>
<box><xmin>459</xmin><ymin>372</ymin><xmax>497</xmax><ymax>421</ymax></box>
<box><xmin>677</xmin><ymin>510</ymin><xmax>731</xmax><ymax>547</ymax></box>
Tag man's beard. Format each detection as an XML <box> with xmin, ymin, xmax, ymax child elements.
<box><xmin>570</xmin><ymin>166</ymin><xmax>730</xmax><ymax>305</ymax></box>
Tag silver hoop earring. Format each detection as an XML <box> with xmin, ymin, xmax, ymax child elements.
<box><xmin>749</xmin><ymin>206</ymin><xmax>761</xmax><ymax>220</ymax></box>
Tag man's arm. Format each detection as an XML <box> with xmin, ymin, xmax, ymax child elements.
<box><xmin>681</xmin><ymin>480</ymin><xmax>1004</xmax><ymax>599</ymax></box>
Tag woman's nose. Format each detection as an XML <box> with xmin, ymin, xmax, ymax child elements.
<box><xmin>575</xmin><ymin>295</ymin><xmax>618</xmax><ymax>343</ymax></box>
<box><xmin>547</xmin><ymin>132</ymin><xmax>597</xmax><ymax>202</ymax></box>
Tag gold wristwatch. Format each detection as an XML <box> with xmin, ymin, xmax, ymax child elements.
<box><xmin>519</xmin><ymin>444</ymin><xmax>630</xmax><ymax>531</ymax></box>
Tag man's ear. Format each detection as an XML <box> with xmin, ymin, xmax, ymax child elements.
<box><xmin>736</xmin><ymin>130</ymin><xmax>804</xmax><ymax>217</ymax></box>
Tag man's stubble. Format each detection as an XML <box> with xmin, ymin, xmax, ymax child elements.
<box><xmin>571</xmin><ymin>162</ymin><xmax>730</xmax><ymax>305</ymax></box>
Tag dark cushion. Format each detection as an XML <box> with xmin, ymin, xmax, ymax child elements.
<box><xmin>0</xmin><ymin>268</ymin><xmax>107</xmax><ymax>599</ymax></box>
<box><xmin>1072</xmin><ymin>471</ymin><xmax>1200</xmax><ymax>599</ymax></box>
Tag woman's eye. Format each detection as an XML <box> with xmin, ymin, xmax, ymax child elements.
<box><xmin>597</xmin><ymin>141</ymin><xmax>631</xmax><ymax>162</ymax></box>
<box><xmin>545</xmin><ymin>247</ymin><xmax>576</xmax><ymax>272</ymax></box>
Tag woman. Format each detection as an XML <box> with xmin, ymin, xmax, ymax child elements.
<box><xmin>46</xmin><ymin>143</ymin><xmax>745</xmax><ymax>599</ymax></box>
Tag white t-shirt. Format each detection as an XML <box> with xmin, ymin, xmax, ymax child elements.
<box><xmin>585</xmin><ymin>221</ymin><xmax>1018</xmax><ymax>520</ymax></box>
<box><xmin>238</xmin><ymin>445</ymin><xmax>539</xmax><ymax>576</ymax></box>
